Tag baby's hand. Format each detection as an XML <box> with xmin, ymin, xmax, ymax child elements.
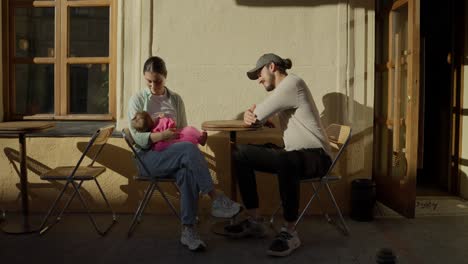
<box><xmin>158</xmin><ymin>113</ymin><xmax>165</xmax><ymax>118</ymax></box>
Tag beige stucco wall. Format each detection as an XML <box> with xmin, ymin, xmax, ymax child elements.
<box><xmin>0</xmin><ymin>0</ymin><xmax>375</xmax><ymax>215</ymax></box>
<box><xmin>117</xmin><ymin>0</ymin><xmax>376</xmax><ymax>197</ymax></box>
<box><xmin>117</xmin><ymin>0</ymin><xmax>375</xmax><ymax>130</ymax></box>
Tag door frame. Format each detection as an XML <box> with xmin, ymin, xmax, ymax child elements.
<box><xmin>450</xmin><ymin>0</ymin><xmax>466</xmax><ymax>196</ymax></box>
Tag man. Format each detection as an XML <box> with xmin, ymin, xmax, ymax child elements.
<box><xmin>226</xmin><ymin>53</ymin><xmax>332</xmax><ymax>257</ymax></box>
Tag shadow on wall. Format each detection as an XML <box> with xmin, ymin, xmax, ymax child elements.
<box><xmin>321</xmin><ymin>92</ymin><xmax>350</xmax><ymax>126</ymax></box>
<box><xmin>321</xmin><ymin>92</ymin><xmax>374</xmax><ymax>128</ymax></box>
<box><xmin>320</xmin><ymin>92</ymin><xmax>374</xmax><ymax>180</ymax></box>
<box><xmin>201</xmin><ymin>135</ymin><xmax>231</xmax><ymax>195</ymax></box>
<box><xmin>77</xmin><ymin>142</ymin><xmax>181</xmax><ymax>212</ymax></box>
<box><xmin>3</xmin><ymin>147</ymin><xmax>94</xmax><ymax>212</ymax></box>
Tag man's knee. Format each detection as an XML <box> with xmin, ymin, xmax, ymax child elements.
<box><xmin>233</xmin><ymin>144</ymin><xmax>249</xmax><ymax>162</ymax></box>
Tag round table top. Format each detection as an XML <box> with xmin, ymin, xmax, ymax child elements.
<box><xmin>0</xmin><ymin>121</ymin><xmax>55</xmax><ymax>134</ymax></box>
<box><xmin>202</xmin><ymin>120</ymin><xmax>260</xmax><ymax>132</ymax></box>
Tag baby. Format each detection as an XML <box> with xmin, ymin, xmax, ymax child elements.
<box><xmin>132</xmin><ymin>111</ymin><xmax>207</xmax><ymax>151</ymax></box>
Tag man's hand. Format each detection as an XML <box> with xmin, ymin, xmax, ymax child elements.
<box><xmin>244</xmin><ymin>104</ymin><xmax>258</xmax><ymax>125</ymax></box>
<box><xmin>264</xmin><ymin>118</ymin><xmax>275</xmax><ymax>128</ymax></box>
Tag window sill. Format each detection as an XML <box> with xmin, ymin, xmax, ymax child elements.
<box><xmin>0</xmin><ymin>121</ymin><xmax>119</xmax><ymax>138</ymax></box>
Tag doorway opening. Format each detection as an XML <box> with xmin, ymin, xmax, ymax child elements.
<box><xmin>417</xmin><ymin>0</ymin><xmax>465</xmax><ymax>196</ymax></box>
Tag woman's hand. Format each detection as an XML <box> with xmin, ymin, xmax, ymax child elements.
<box><xmin>161</xmin><ymin>128</ymin><xmax>180</xmax><ymax>141</ymax></box>
<box><xmin>149</xmin><ymin>128</ymin><xmax>179</xmax><ymax>143</ymax></box>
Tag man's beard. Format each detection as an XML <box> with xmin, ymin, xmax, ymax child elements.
<box><xmin>264</xmin><ymin>73</ymin><xmax>275</xmax><ymax>92</ymax></box>
<box><xmin>265</xmin><ymin>84</ymin><xmax>275</xmax><ymax>92</ymax></box>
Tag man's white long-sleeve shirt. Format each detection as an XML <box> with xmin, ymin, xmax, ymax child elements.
<box><xmin>254</xmin><ymin>74</ymin><xmax>331</xmax><ymax>156</ymax></box>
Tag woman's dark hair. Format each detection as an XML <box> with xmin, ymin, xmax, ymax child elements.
<box><xmin>276</xmin><ymin>58</ymin><xmax>292</xmax><ymax>74</ymax></box>
<box><xmin>143</xmin><ymin>56</ymin><xmax>167</xmax><ymax>77</ymax></box>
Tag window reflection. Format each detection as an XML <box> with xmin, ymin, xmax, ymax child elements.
<box><xmin>69</xmin><ymin>64</ymin><xmax>109</xmax><ymax>114</ymax></box>
<box><xmin>15</xmin><ymin>64</ymin><xmax>54</xmax><ymax>115</ymax></box>
<box><xmin>15</xmin><ymin>8</ymin><xmax>54</xmax><ymax>58</ymax></box>
<box><xmin>69</xmin><ymin>7</ymin><xmax>109</xmax><ymax>57</ymax></box>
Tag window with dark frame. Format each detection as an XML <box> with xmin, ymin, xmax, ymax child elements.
<box><xmin>3</xmin><ymin>0</ymin><xmax>116</xmax><ymax>121</ymax></box>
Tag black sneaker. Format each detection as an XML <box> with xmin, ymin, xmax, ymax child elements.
<box><xmin>266</xmin><ymin>228</ymin><xmax>301</xmax><ymax>257</ymax></box>
<box><xmin>224</xmin><ymin>219</ymin><xmax>266</xmax><ymax>238</ymax></box>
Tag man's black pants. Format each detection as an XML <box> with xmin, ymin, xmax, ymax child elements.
<box><xmin>233</xmin><ymin>143</ymin><xmax>332</xmax><ymax>222</ymax></box>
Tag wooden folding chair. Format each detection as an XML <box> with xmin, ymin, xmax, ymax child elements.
<box><xmin>270</xmin><ymin>124</ymin><xmax>352</xmax><ymax>236</ymax></box>
<box><xmin>121</xmin><ymin>128</ymin><xmax>180</xmax><ymax>237</ymax></box>
<box><xmin>39</xmin><ymin>125</ymin><xmax>117</xmax><ymax>235</ymax></box>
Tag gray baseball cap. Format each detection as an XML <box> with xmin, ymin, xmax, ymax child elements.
<box><xmin>246</xmin><ymin>53</ymin><xmax>286</xmax><ymax>80</ymax></box>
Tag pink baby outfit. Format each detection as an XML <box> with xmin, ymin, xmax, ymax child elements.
<box><xmin>151</xmin><ymin>117</ymin><xmax>201</xmax><ymax>151</ymax></box>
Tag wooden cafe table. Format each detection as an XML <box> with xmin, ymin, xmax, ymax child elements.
<box><xmin>202</xmin><ymin>120</ymin><xmax>261</xmax><ymax>235</ymax></box>
<box><xmin>201</xmin><ymin>120</ymin><xmax>260</xmax><ymax>202</ymax></box>
<box><xmin>0</xmin><ymin>121</ymin><xmax>55</xmax><ymax>234</ymax></box>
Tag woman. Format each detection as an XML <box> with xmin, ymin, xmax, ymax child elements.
<box><xmin>128</xmin><ymin>56</ymin><xmax>240</xmax><ymax>251</ymax></box>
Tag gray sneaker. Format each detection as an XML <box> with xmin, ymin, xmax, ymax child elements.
<box><xmin>180</xmin><ymin>226</ymin><xmax>206</xmax><ymax>251</ymax></box>
<box><xmin>266</xmin><ymin>227</ymin><xmax>301</xmax><ymax>257</ymax></box>
<box><xmin>224</xmin><ymin>218</ymin><xmax>266</xmax><ymax>238</ymax></box>
<box><xmin>211</xmin><ymin>194</ymin><xmax>241</xmax><ymax>218</ymax></box>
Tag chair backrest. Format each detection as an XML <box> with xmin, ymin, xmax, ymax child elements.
<box><xmin>324</xmin><ymin>124</ymin><xmax>352</xmax><ymax>176</ymax></box>
<box><xmin>68</xmin><ymin>125</ymin><xmax>115</xmax><ymax>179</ymax></box>
<box><xmin>121</xmin><ymin>128</ymin><xmax>152</xmax><ymax>177</ymax></box>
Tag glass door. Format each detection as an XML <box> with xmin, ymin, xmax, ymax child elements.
<box><xmin>374</xmin><ymin>0</ymin><xmax>420</xmax><ymax>217</ymax></box>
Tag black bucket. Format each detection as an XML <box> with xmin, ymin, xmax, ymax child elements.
<box><xmin>350</xmin><ymin>178</ymin><xmax>376</xmax><ymax>221</ymax></box>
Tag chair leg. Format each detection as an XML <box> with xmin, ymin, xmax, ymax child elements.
<box><xmin>71</xmin><ymin>181</ymin><xmax>110</xmax><ymax>236</ymax></box>
<box><xmin>311</xmin><ymin>182</ymin><xmax>332</xmax><ymax>223</ymax></box>
<box><xmin>39</xmin><ymin>182</ymin><xmax>71</xmax><ymax>235</ymax></box>
<box><xmin>137</xmin><ymin>183</ymin><xmax>157</xmax><ymax>222</ymax></box>
<box><xmin>171</xmin><ymin>182</ymin><xmax>181</xmax><ymax>197</ymax></box>
<box><xmin>55</xmin><ymin>180</ymin><xmax>84</xmax><ymax>223</ymax></box>
<box><xmin>324</xmin><ymin>183</ymin><xmax>350</xmax><ymax>236</ymax></box>
<box><xmin>270</xmin><ymin>182</ymin><xmax>330</xmax><ymax>228</ymax></box>
<box><xmin>294</xmin><ymin>182</ymin><xmax>324</xmax><ymax>228</ymax></box>
<box><xmin>94</xmin><ymin>179</ymin><xmax>117</xmax><ymax>221</ymax></box>
<box><xmin>269</xmin><ymin>204</ymin><xmax>282</xmax><ymax>227</ymax></box>
<box><xmin>128</xmin><ymin>183</ymin><xmax>155</xmax><ymax>237</ymax></box>
<box><xmin>153</xmin><ymin>182</ymin><xmax>180</xmax><ymax>220</ymax></box>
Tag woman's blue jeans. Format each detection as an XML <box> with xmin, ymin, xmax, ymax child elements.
<box><xmin>137</xmin><ymin>142</ymin><xmax>214</xmax><ymax>225</ymax></box>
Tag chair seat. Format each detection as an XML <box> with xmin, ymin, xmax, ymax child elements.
<box><xmin>301</xmin><ymin>175</ymin><xmax>341</xmax><ymax>183</ymax></box>
<box><xmin>41</xmin><ymin>166</ymin><xmax>106</xmax><ymax>180</ymax></box>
